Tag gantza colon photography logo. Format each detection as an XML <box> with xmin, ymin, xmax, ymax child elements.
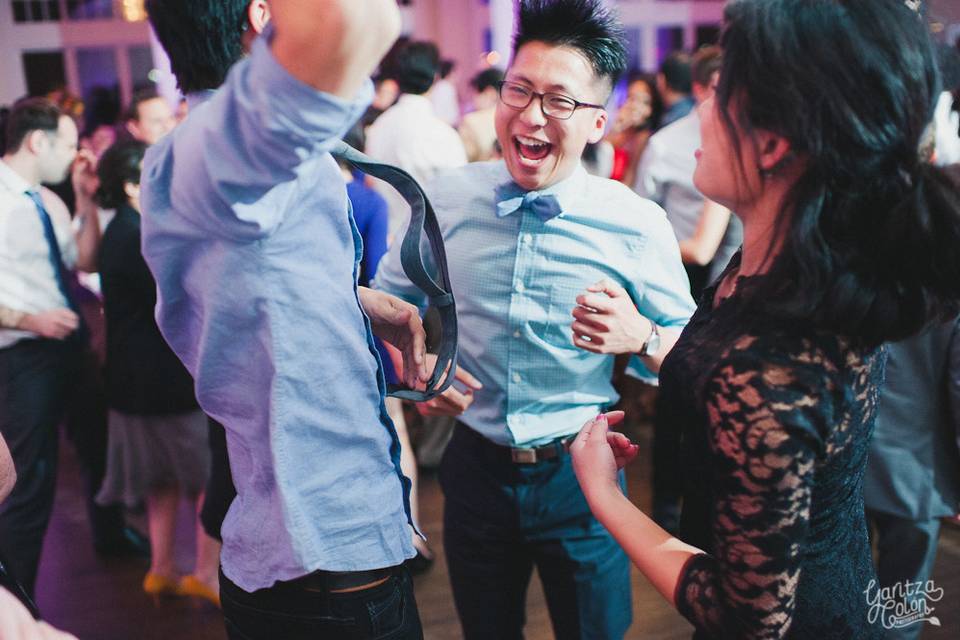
<box><xmin>865</xmin><ymin>578</ymin><xmax>945</xmax><ymax>631</ymax></box>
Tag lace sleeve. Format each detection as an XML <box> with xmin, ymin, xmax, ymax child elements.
<box><xmin>675</xmin><ymin>345</ymin><xmax>832</xmax><ymax>639</ymax></box>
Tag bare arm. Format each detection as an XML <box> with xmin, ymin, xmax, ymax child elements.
<box><xmin>679</xmin><ymin>200</ymin><xmax>731</xmax><ymax>267</ymax></box>
<box><xmin>71</xmin><ymin>149</ymin><xmax>102</xmax><ymax>273</ymax></box>
<box><xmin>270</xmin><ymin>0</ymin><xmax>401</xmax><ymax>98</ymax></box>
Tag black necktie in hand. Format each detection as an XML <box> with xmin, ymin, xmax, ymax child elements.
<box><xmin>331</xmin><ymin>141</ymin><xmax>458</xmax><ymax>403</ymax></box>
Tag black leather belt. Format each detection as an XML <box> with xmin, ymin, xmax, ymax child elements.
<box><xmin>458</xmin><ymin>422</ymin><xmax>574</xmax><ymax>465</ymax></box>
<box><xmin>292</xmin><ymin>567</ymin><xmax>393</xmax><ymax>592</ymax></box>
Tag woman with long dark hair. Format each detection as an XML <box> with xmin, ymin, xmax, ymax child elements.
<box><xmin>94</xmin><ymin>140</ymin><xmax>220</xmax><ymax>606</ymax></box>
<box><xmin>571</xmin><ymin>1</ymin><xmax>960</xmax><ymax>638</ymax></box>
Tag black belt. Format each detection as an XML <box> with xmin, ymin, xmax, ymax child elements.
<box><xmin>292</xmin><ymin>567</ymin><xmax>393</xmax><ymax>592</ymax></box>
<box><xmin>457</xmin><ymin>422</ymin><xmax>574</xmax><ymax>465</ymax></box>
<box><xmin>332</xmin><ymin>141</ymin><xmax>458</xmax><ymax>403</ymax></box>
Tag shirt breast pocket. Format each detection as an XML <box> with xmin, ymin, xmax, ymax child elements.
<box><xmin>535</xmin><ymin>282</ymin><xmax>587</xmax><ymax>353</ymax></box>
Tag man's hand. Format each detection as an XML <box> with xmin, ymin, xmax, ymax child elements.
<box><xmin>415</xmin><ymin>354</ymin><xmax>483</xmax><ymax>417</ymax></box>
<box><xmin>358</xmin><ymin>287</ymin><xmax>428</xmax><ymax>389</ymax></box>
<box><xmin>17</xmin><ymin>309</ymin><xmax>79</xmax><ymax>340</ymax></box>
<box><xmin>571</xmin><ymin>279</ymin><xmax>652</xmax><ymax>355</ymax></box>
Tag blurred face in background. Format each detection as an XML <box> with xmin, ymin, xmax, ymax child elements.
<box><xmin>621</xmin><ymin>79</ymin><xmax>654</xmax><ymax>130</ymax></box>
<box><xmin>127</xmin><ymin>97</ymin><xmax>175</xmax><ymax>145</ymax></box>
<box><xmin>38</xmin><ymin>115</ymin><xmax>79</xmax><ymax>184</ymax></box>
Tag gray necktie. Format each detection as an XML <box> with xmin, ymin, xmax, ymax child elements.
<box><xmin>331</xmin><ymin>140</ymin><xmax>458</xmax><ymax>402</ymax></box>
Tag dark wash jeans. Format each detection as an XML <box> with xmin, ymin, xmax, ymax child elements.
<box><xmin>220</xmin><ymin>566</ymin><xmax>423</xmax><ymax>640</ymax></box>
<box><xmin>441</xmin><ymin>423</ymin><xmax>632</xmax><ymax>640</ymax></box>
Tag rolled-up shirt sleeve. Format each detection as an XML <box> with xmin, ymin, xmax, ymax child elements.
<box><xmin>156</xmin><ymin>24</ymin><xmax>373</xmax><ymax>242</ymax></box>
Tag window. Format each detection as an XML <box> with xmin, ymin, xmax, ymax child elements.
<box><xmin>22</xmin><ymin>51</ymin><xmax>67</xmax><ymax>96</ymax></box>
<box><xmin>656</xmin><ymin>26</ymin><xmax>685</xmax><ymax>66</ymax></box>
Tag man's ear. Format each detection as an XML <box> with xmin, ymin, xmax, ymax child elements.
<box><xmin>756</xmin><ymin>129</ymin><xmax>792</xmax><ymax>174</ymax></box>
<box><xmin>248</xmin><ymin>0</ymin><xmax>270</xmax><ymax>35</ymax></box>
<box><xmin>587</xmin><ymin>109</ymin><xmax>608</xmax><ymax>145</ymax></box>
<box><xmin>125</xmin><ymin>120</ymin><xmax>140</xmax><ymax>141</ymax></box>
<box><xmin>25</xmin><ymin>129</ymin><xmax>50</xmax><ymax>155</ymax></box>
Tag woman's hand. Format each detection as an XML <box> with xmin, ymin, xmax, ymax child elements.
<box><xmin>570</xmin><ymin>411</ymin><xmax>638</xmax><ymax>510</ymax></box>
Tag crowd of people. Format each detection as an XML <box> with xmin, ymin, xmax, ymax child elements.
<box><xmin>1</xmin><ymin>0</ymin><xmax>959</xmax><ymax>639</ymax></box>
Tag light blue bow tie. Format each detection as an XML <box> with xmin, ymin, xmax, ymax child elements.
<box><xmin>496</xmin><ymin>190</ymin><xmax>563</xmax><ymax>221</ymax></box>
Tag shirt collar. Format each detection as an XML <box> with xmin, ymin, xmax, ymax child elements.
<box><xmin>0</xmin><ymin>159</ymin><xmax>37</xmax><ymax>194</ymax></box>
<box><xmin>394</xmin><ymin>93</ymin><xmax>434</xmax><ymax>112</ymax></box>
<box><xmin>494</xmin><ymin>162</ymin><xmax>588</xmax><ymax>220</ymax></box>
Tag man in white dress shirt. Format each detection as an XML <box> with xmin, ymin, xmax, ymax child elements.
<box><xmin>366</xmin><ymin>40</ymin><xmax>467</xmax><ymax>240</ymax></box>
<box><xmin>0</xmin><ymin>98</ymin><xmax>100</xmax><ymax>597</ymax></box>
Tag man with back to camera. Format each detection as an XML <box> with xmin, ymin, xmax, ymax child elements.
<box><xmin>141</xmin><ymin>1</ymin><xmax>430</xmax><ymax>637</ymax></box>
<box><xmin>375</xmin><ymin>1</ymin><xmax>695</xmax><ymax>637</ymax></box>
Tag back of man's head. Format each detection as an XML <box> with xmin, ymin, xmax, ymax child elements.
<box><xmin>691</xmin><ymin>46</ymin><xmax>722</xmax><ymax>91</ymax></box>
<box><xmin>146</xmin><ymin>0</ymin><xmax>250</xmax><ymax>94</ymax></box>
<box><xmin>659</xmin><ymin>52</ymin><xmax>692</xmax><ymax>95</ymax></box>
<box><xmin>471</xmin><ymin>68</ymin><xmax>505</xmax><ymax>94</ymax></box>
<box><xmin>513</xmin><ymin>0</ymin><xmax>627</xmax><ymax>97</ymax></box>
<box><xmin>396</xmin><ymin>41</ymin><xmax>441</xmax><ymax>96</ymax></box>
<box><xmin>4</xmin><ymin>97</ymin><xmax>62</xmax><ymax>156</ymax></box>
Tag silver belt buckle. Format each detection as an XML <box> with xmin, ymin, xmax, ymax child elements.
<box><xmin>511</xmin><ymin>447</ymin><xmax>538</xmax><ymax>464</ymax></box>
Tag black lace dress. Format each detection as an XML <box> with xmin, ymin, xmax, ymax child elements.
<box><xmin>660</xmin><ymin>257</ymin><xmax>885</xmax><ymax>639</ymax></box>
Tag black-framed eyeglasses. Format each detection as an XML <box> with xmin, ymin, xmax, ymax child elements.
<box><xmin>497</xmin><ymin>80</ymin><xmax>604</xmax><ymax>121</ymax></box>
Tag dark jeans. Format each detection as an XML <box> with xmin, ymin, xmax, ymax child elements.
<box><xmin>220</xmin><ymin>566</ymin><xmax>423</xmax><ymax>640</ymax></box>
<box><xmin>441</xmin><ymin>424</ymin><xmax>632</xmax><ymax>640</ymax></box>
<box><xmin>0</xmin><ymin>339</ymin><xmax>78</xmax><ymax>596</ymax></box>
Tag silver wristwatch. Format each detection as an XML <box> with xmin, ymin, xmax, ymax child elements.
<box><xmin>639</xmin><ymin>322</ymin><xmax>661</xmax><ymax>357</ymax></box>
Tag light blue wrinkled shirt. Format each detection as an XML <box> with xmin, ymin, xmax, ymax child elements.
<box><xmin>374</xmin><ymin>161</ymin><xmax>695</xmax><ymax>447</ymax></box>
<box><xmin>140</xmin><ymin>30</ymin><xmax>414</xmax><ymax>592</ymax></box>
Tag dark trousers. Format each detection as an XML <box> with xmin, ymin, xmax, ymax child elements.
<box><xmin>441</xmin><ymin>424</ymin><xmax>632</xmax><ymax>640</ymax></box>
<box><xmin>867</xmin><ymin>510</ymin><xmax>943</xmax><ymax>640</ymax></box>
<box><xmin>63</xmin><ymin>346</ymin><xmax>126</xmax><ymax>547</ymax></box>
<box><xmin>0</xmin><ymin>339</ymin><xmax>77</xmax><ymax>596</ymax></box>
<box><xmin>220</xmin><ymin>566</ymin><xmax>423</xmax><ymax>640</ymax></box>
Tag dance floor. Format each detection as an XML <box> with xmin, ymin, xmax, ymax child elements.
<box><xmin>35</xmin><ymin>415</ymin><xmax>960</xmax><ymax>639</ymax></box>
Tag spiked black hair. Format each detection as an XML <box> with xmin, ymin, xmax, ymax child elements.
<box><xmin>514</xmin><ymin>0</ymin><xmax>627</xmax><ymax>93</ymax></box>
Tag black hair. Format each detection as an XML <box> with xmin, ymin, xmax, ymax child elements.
<box><xmin>3</xmin><ymin>97</ymin><xmax>62</xmax><ymax>155</ymax></box>
<box><xmin>659</xmin><ymin>52</ymin><xmax>692</xmax><ymax>95</ymax></box>
<box><xmin>396</xmin><ymin>41</ymin><xmax>440</xmax><ymax>95</ymax></box>
<box><xmin>514</xmin><ymin>0</ymin><xmax>627</xmax><ymax>94</ymax></box>
<box><xmin>123</xmin><ymin>88</ymin><xmax>162</xmax><ymax>123</ymax></box>
<box><xmin>471</xmin><ymin>68</ymin><xmax>505</xmax><ymax>93</ymax></box>
<box><xmin>95</xmin><ymin>140</ymin><xmax>148</xmax><ymax>210</ymax></box>
<box><xmin>439</xmin><ymin>59</ymin><xmax>455</xmax><ymax>80</ymax></box>
<box><xmin>691</xmin><ymin>46</ymin><xmax>722</xmax><ymax>90</ymax></box>
<box><xmin>145</xmin><ymin>0</ymin><xmax>249</xmax><ymax>94</ymax></box>
<box><xmin>718</xmin><ymin>0</ymin><xmax>960</xmax><ymax>346</ymax></box>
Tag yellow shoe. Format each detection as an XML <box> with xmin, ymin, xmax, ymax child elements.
<box><xmin>178</xmin><ymin>575</ymin><xmax>221</xmax><ymax>608</ymax></box>
<box><xmin>142</xmin><ymin>572</ymin><xmax>180</xmax><ymax>605</ymax></box>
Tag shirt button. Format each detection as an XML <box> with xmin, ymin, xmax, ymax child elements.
<box><xmin>512</xmin><ymin>372</ymin><xmax>522</xmax><ymax>384</ymax></box>
<box><xmin>513</xmin><ymin>330</ymin><xmax>521</xmax><ymax>338</ymax></box>
<box><xmin>515</xmin><ymin>281</ymin><xmax>525</xmax><ymax>293</ymax></box>
<box><xmin>522</xmin><ymin>233</ymin><xmax>533</xmax><ymax>244</ymax></box>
